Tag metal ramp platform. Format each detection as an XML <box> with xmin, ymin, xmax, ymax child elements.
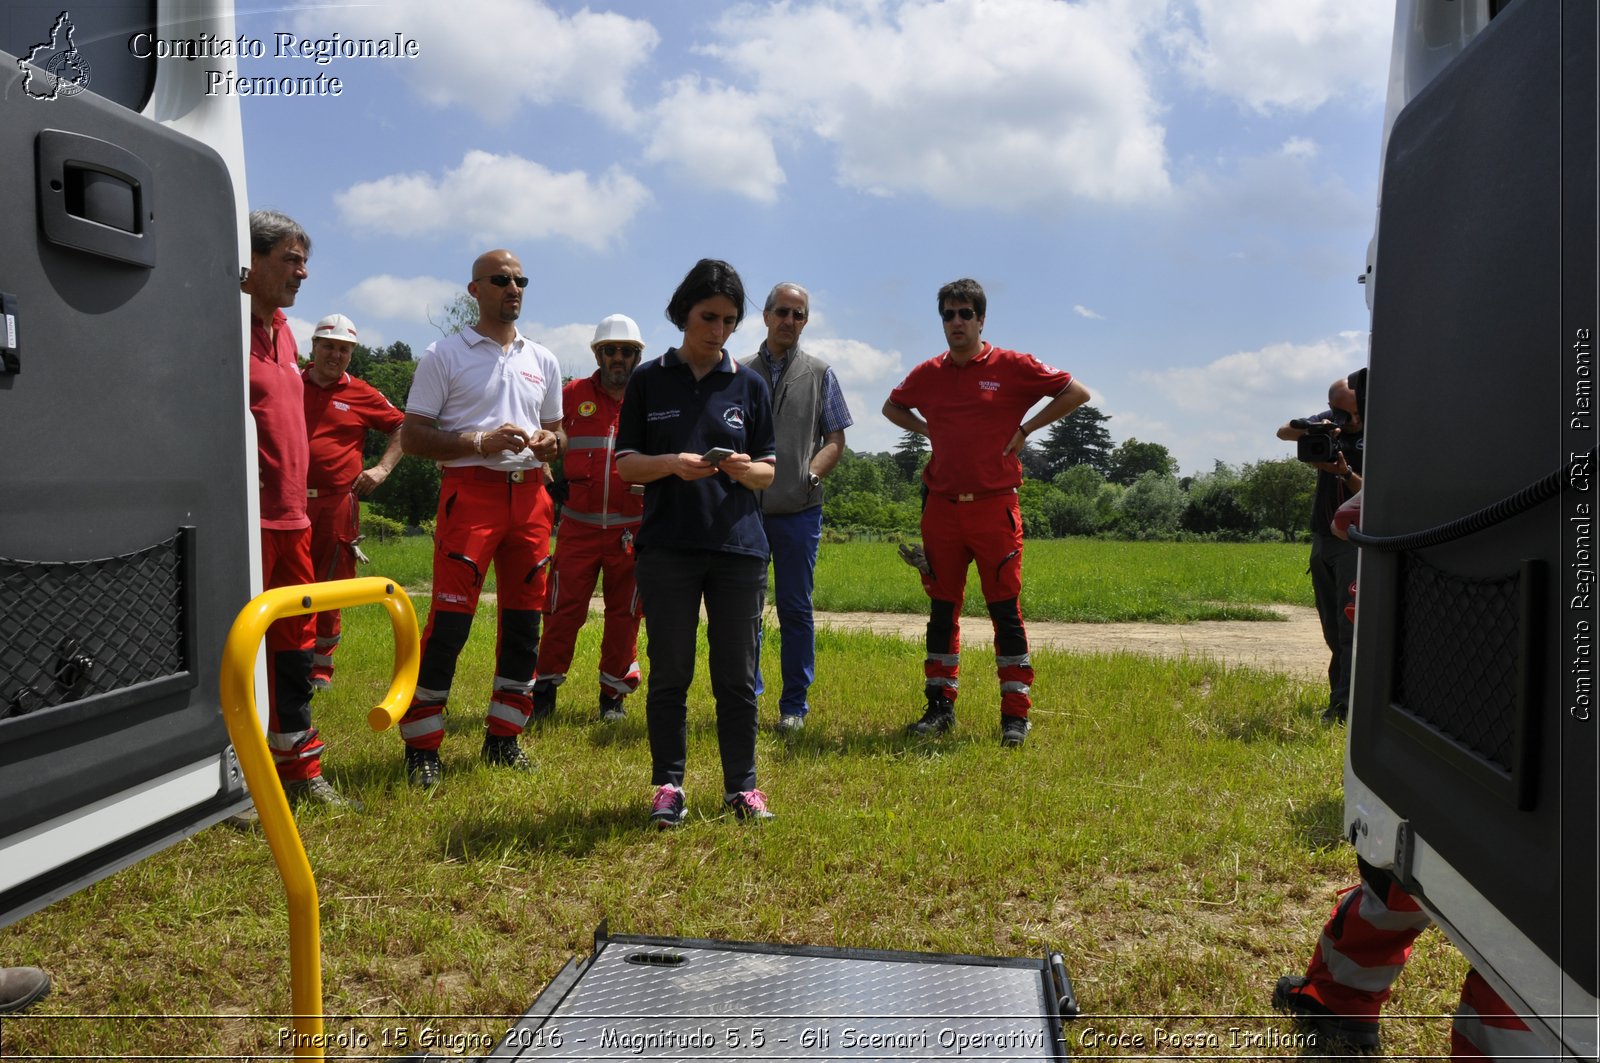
<box><xmin>485</xmin><ymin>923</ymin><xmax>1078</xmax><ymax>1061</ymax></box>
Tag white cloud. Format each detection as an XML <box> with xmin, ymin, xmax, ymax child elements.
<box><xmin>1167</xmin><ymin>0</ymin><xmax>1392</xmax><ymax>113</ymax></box>
<box><xmin>344</xmin><ymin>275</ymin><xmax>462</xmax><ymax>327</ymax></box>
<box><xmin>644</xmin><ymin>77</ymin><xmax>785</xmax><ymax>203</ymax></box>
<box><xmin>697</xmin><ymin>0</ymin><xmax>1173</xmax><ymax>209</ymax></box>
<box><xmin>1073</xmin><ymin>305</ymin><xmax>1105</xmax><ymax>320</ymax></box>
<box><xmin>334</xmin><ymin>151</ymin><xmax>652</xmax><ymax>250</ymax></box>
<box><xmin>1281</xmin><ymin>136</ymin><xmax>1319</xmax><ymax>160</ymax></box>
<box><xmin>1130</xmin><ymin>330</ymin><xmax>1368</xmax><ymax>472</ymax></box>
<box><xmin>289</xmin><ymin>1</ymin><xmax>658</xmax><ymax>128</ymax></box>
<box><xmin>286</xmin><ymin>314</ymin><xmax>317</xmax><ymax>355</ymax></box>
<box><xmin>525</xmin><ymin>322</ymin><xmax>605</xmax><ymax>381</ymax></box>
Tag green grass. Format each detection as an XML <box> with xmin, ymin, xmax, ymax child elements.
<box><xmin>0</xmin><ymin>593</ymin><xmax>1467</xmax><ymax>1060</ymax></box>
<box><xmin>361</xmin><ymin>535</ymin><xmax>1313</xmax><ymax>623</ymax></box>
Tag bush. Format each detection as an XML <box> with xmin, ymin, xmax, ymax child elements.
<box><xmin>360</xmin><ymin>512</ymin><xmax>406</xmax><ymax>542</ymax></box>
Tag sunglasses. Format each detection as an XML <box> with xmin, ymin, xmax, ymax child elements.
<box><xmin>941</xmin><ymin>307</ymin><xmax>976</xmax><ymax>322</ymax></box>
<box><xmin>476</xmin><ymin>274</ymin><xmax>530</xmax><ymax>289</ymax></box>
<box><xmin>772</xmin><ymin>306</ymin><xmax>807</xmax><ymax>321</ymax></box>
<box><xmin>596</xmin><ymin>344</ymin><xmax>639</xmax><ymax>358</ymax></box>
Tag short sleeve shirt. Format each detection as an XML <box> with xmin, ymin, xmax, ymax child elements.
<box><xmin>615</xmin><ymin>348</ymin><xmax>776</xmax><ymax>558</ymax></box>
<box><xmin>248</xmin><ymin>309</ymin><xmax>310</xmax><ymax>530</ymax></box>
<box><xmin>888</xmin><ymin>344</ymin><xmax>1072</xmax><ymax>495</ymax></box>
<box><xmin>303</xmin><ymin>371</ymin><xmax>406</xmax><ymax>492</ymax></box>
<box><xmin>406</xmin><ymin>327</ymin><xmax>563</xmax><ymax>472</ymax></box>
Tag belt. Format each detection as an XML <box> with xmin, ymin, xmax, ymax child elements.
<box><xmin>933</xmin><ymin>487</ymin><xmax>1018</xmax><ymax>503</ymax></box>
<box><xmin>443</xmin><ymin>465</ymin><xmax>541</xmax><ymax>484</ymax></box>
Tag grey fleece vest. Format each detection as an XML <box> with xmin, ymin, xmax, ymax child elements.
<box><xmin>742</xmin><ymin>345</ymin><xmax>827</xmax><ymax>515</ymax></box>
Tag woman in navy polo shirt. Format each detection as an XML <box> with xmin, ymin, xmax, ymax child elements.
<box><xmin>615</xmin><ymin>259</ymin><xmax>779</xmax><ymax>828</ymax></box>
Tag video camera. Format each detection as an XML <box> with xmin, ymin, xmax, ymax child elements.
<box><xmin>1289</xmin><ymin>417</ymin><xmax>1357</xmax><ymax>464</ymax></box>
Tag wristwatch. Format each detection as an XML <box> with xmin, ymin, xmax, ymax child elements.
<box><xmin>808</xmin><ymin>472</ymin><xmax>821</xmax><ymax>488</ymax></box>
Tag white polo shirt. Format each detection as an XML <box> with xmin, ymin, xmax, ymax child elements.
<box><xmin>407</xmin><ymin>326</ymin><xmax>563</xmax><ymax>471</ymax></box>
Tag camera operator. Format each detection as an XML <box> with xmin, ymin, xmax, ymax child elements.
<box><xmin>1277</xmin><ymin>369</ymin><xmax>1366</xmax><ymax>723</ymax></box>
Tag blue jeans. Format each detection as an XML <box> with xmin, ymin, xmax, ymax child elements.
<box><xmin>635</xmin><ymin>547</ymin><xmax>766</xmax><ymax>794</ymax></box>
<box><xmin>755</xmin><ymin>506</ymin><xmax>822</xmax><ymax>717</ymax></box>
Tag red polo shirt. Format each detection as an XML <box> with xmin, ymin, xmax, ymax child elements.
<box><xmin>888</xmin><ymin>343</ymin><xmax>1072</xmax><ymax>496</ymax></box>
<box><xmin>302</xmin><ymin>370</ymin><xmax>406</xmax><ymax>492</ymax></box>
<box><xmin>249</xmin><ymin>309</ymin><xmax>310</xmax><ymax>530</ymax></box>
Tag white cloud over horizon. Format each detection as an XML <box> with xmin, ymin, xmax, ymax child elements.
<box><xmin>333</xmin><ymin>151</ymin><xmax>652</xmax><ymax>250</ymax></box>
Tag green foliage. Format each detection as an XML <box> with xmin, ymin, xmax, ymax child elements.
<box><xmin>1118</xmin><ymin>470</ymin><xmax>1186</xmax><ymax>538</ymax></box>
<box><xmin>1107</xmin><ymin>437</ymin><xmax>1179</xmax><ymax>486</ymax></box>
<box><xmin>891</xmin><ymin>429</ymin><xmax>929</xmax><ymax>482</ymax></box>
<box><xmin>1240</xmin><ymin>458</ymin><xmax>1317</xmax><ymax>542</ymax></box>
<box><xmin>359</xmin><ymin>512</ymin><xmax>406</xmax><ymax>542</ymax></box>
<box><xmin>1053</xmin><ymin>462</ymin><xmax>1106</xmax><ymax>499</ymax></box>
<box><xmin>1183</xmin><ymin>461</ymin><xmax>1258</xmax><ymax>539</ymax></box>
<box><xmin>1040</xmin><ymin>403</ymin><xmax>1113</xmax><ymax>477</ymax></box>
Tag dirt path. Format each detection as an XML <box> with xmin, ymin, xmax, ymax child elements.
<box><xmin>422</xmin><ymin>585</ymin><xmax>1326</xmax><ymax>680</ymax></box>
<box><xmin>808</xmin><ymin>604</ymin><xmax>1327</xmax><ymax>680</ymax></box>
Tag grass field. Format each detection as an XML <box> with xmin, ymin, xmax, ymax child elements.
<box><xmin>0</xmin><ymin>561</ymin><xmax>1470</xmax><ymax>1060</ymax></box>
<box><xmin>356</xmin><ymin>535</ymin><xmax>1315</xmax><ymax>623</ymax></box>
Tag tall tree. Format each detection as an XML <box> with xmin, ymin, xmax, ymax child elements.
<box><xmin>1040</xmin><ymin>403</ymin><xmax>1113</xmax><ymax>477</ymax></box>
<box><xmin>1106</xmin><ymin>438</ymin><xmax>1178</xmax><ymax>486</ymax></box>
<box><xmin>892</xmin><ymin>430</ymin><xmax>929</xmax><ymax>482</ymax></box>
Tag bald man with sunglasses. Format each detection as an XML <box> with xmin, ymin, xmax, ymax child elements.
<box><xmin>395</xmin><ymin>249</ymin><xmax>565</xmax><ymax>788</ymax></box>
<box><xmin>882</xmin><ymin>277</ymin><xmax>1089</xmax><ymax>748</ymax></box>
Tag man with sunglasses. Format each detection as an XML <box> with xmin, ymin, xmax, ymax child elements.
<box><xmin>395</xmin><ymin>250</ymin><xmax>565</xmax><ymax>787</ymax></box>
<box><xmin>532</xmin><ymin>314</ymin><xmax>647</xmax><ymax>724</ymax></box>
<box><xmin>740</xmin><ymin>282</ymin><xmax>851</xmax><ymax>733</ymax></box>
<box><xmin>882</xmin><ymin>277</ymin><xmax>1090</xmax><ymax>747</ymax></box>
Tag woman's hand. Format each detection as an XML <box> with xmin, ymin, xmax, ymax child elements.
<box><xmin>672</xmin><ymin>453</ymin><xmax>720</xmax><ymax>481</ymax></box>
<box><xmin>717</xmin><ymin>453</ymin><xmax>755</xmax><ymax>484</ymax></box>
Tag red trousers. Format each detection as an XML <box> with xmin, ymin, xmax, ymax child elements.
<box><xmin>306</xmin><ymin>490</ymin><xmax>360</xmax><ymax>684</ymax></box>
<box><xmin>261</xmin><ymin>525</ymin><xmax>321</xmax><ymax>781</ymax></box>
<box><xmin>1302</xmin><ymin>861</ymin><xmax>1550</xmax><ymax>1058</ymax></box>
<box><xmin>539</xmin><ymin>520</ymin><xmax>641</xmax><ymax>699</ymax></box>
<box><xmin>399</xmin><ymin>472</ymin><xmax>553</xmax><ymax>750</ymax></box>
<box><xmin>919</xmin><ymin>491</ymin><xmax>1033</xmax><ymax>718</ymax></box>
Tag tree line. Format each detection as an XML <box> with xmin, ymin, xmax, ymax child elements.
<box><xmin>343</xmin><ymin>347</ymin><xmax>1318</xmax><ymax>543</ymax></box>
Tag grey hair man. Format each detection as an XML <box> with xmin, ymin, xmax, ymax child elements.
<box><xmin>740</xmin><ymin>282</ymin><xmax>853</xmax><ymax>733</ymax></box>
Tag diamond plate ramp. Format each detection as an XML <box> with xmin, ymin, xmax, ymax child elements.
<box><xmin>488</xmin><ymin>926</ymin><xmax>1076</xmax><ymax>1061</ymax></box>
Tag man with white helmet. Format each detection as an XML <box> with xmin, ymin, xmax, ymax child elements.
<box><xmin>533</xmin><ymin>315</ymin><xmax>646</xmax><ymax>723</ymax></box>
<box><xmin>301</xmin><ymin>313</ymin><xmax>405</xmax><ymax>698</ymax></box>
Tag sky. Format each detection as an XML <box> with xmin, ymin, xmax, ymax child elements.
<box><xmin>231</xmin><ymin>0</ymin><xmax>1395</xmax><ymax>475</ymax></box>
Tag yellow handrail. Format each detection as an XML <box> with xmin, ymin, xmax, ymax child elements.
<box><xmin>217</xmin><ymin>577</ymin><xmax>419</xmax><ymax>1060</ymax></box>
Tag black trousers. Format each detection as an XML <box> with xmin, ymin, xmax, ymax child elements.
<box><xmin>1309</xmin><ymin>534</ymin><xmax>1358</xmax><ymax>713</ymax></box>
<box><xmin>634</xmin><ymin>547</ymin><xmax>766</xmax><ymax>794</ymax></box>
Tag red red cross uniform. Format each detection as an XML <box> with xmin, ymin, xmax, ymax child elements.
<box><xmin>302</xmin><ymin>370</ymin><xmax>405</xmax><ymax>686</ymax></box>
<box><xmin>1297</xmin><ymin>861</ymin><xmax>1549</xmax><ymax>1059</ymax></box>
<box><xmin>397</xmin><ymin>328</ymin><xmax>562</xmax><ymax>751</ymax></box>
<box><xmin>248</xmin><ymin>310</ymin><xmax>321</xmax><ymax>781</ymax></box>
<box><xmin>887</xmin><ymin>344</ymin><xmax>1073</xmax><ymax>720</ymax></box>
<box><xmin>539</xmin><ymin>374</ymin><xmax>645</xmax><ymax>701</ymax></box>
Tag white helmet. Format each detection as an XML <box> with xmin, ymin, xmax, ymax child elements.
<box><xmin>591</xmin><ymin>314</ymin><xmax>643</xmax><ymax>351</ymax></box>
<box><xmin>312</xmin><ymin>313</ymin><xmax>359</xmax><ymax>344</ymax></box>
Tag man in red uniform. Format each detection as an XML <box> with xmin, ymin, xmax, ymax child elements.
<box><xmin>301</xmin><ymin>313</ymin><xmax>405</xmax><ymax>691</ymax></box>
<box><xmin>242</xmin><ymin>210</ymin><xmax>352</xmax><ymax>807</ymax></box>
<box><xmin>882</xmin><ymin>277</ymin><xmax>1090</xmax><ymax>747</ymax></box>
<box><xmin>395</xmin><ymin>249</ymin><xmax>565</xmax><ymax>788</ymax></box>
<box><xmin>533</xmin><ymin>314</ymin><xmax>645</xmax><ymax>724</ymax></box>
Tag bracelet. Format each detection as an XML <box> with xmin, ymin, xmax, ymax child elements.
<box><xmin>1018</xmin><ymin>425</ymin><xmax>1030</xmax><ymax>437</ymax></box>
<box><xmin>473</xmin><ymin>431</ymin><xmax>484</xmax><ymax>456</ymax></box>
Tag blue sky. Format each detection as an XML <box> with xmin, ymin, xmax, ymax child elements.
<box><xmin>233</xmin><ymin>0</ymin><xmax>1392</xmax><ymax>474</ymax></box>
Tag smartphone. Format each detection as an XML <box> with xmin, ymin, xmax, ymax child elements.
<box><xmin>701</xmin><ymin>447</ymin><xmax>735</xmax><ymax>465</ymax></box>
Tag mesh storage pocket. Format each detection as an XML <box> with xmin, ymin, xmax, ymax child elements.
<box><xmin>1</xmin><ymin>533</ymin><xmax>187</xmax><ymax>720</ymax></box>
<box><xmin>1393</xmin><ymin>552</ymin><xmax>1523</xmax><ymax>770</ymax></box>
